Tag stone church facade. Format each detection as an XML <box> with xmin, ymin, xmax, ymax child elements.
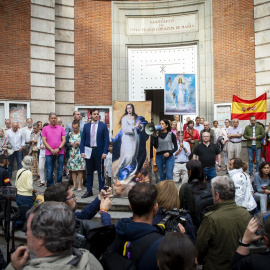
<box><xmin>0</xmin><ymin>0</ymin><xmax>269</xmax><ymax>127</ymax></box>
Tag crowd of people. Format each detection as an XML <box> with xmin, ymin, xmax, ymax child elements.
<box><xmin>2</xmin><ymin>179</ymin><xmax>270</xmax><ymax>270</ymax></box>
<box><xmin>1</xmin><ymin>112</ymin><xmax>270</xmax><ymax>269</ymax></box>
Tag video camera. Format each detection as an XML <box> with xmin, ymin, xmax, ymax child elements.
<box><xmin>157</xmin><ymin>207</ymin><xmax>188</xmax><ymax>234</ymax></box>
<box><xmin>0</xmin><ymin>186</ymin><xmax>17</xmax><ymax>199</ymax></box>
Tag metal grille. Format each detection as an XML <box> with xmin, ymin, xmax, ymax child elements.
<box><xmin>128</xmin><ymin>45</ymin><xmax>197</xmax><ymax>101</ymax></box>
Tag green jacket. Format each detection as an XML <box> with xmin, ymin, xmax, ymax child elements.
<box><xmin>243</xmin><ymin>124</ymin><xmax>265</xmax><ymax>148</ymax></box>
<box><xmin>196</xmin><ymin>200</ymin><xmax>250</xmax><ymax>270</ymax></box>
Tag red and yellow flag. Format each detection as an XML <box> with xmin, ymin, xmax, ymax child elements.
<box><xmin>231</xmin><ymin>93</ymin><xmax>267</xmax><ymax>120</ymax></box>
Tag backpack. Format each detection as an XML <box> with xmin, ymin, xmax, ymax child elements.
<box><xmin>184</xmin><ymin>183</ymin><xmax>214</xmax><ymax>227</ymax></box>
<box><xmin>100</xmin><ymin>231</ymin><xmax>163</xmax><ymax>270</ymax></box>
<box><xmin>73</xmin><ymin>219</ymin><xmax>116</xmax><ymax>260</ymax></box>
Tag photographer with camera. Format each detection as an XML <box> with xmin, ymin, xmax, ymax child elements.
<box><xmin>108</xmin><ymin>182</ymin><xmax>164</xmax><ymax>270</ymax></box>
<box><xmin>44</xmin><ymin>182</ymin><xmax>112</xmax><ymax>225</ymax></box>
<box><xmin>231</xmin><ymin>213</ymin><xmax>270</xmax><ymax>270</ymax></box>
<box><xmin>153</xmin><ymin>180</ymin><xmax>195</xmax><ymax>241</ymax></box>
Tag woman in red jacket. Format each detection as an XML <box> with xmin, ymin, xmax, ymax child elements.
<box><xmin>184</xmin><ymin>120</ymin><xmax>200</xmax><ymax>152</ymax></box>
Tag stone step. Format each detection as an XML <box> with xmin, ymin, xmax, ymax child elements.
<box><xmin>6</xmin><ymin>210</ymin><xmax>131</xmax><ymax>243</ymax></box>
<box><xmin>76</xmin><ymin>197</ymin><xmax>131</xmax><ymax>213</ymax></box>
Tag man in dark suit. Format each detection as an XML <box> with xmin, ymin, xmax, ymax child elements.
<box><xmin>80</xmin><ymin>108</ymin><xmax>109</xmax><ymax>198</ymax></box>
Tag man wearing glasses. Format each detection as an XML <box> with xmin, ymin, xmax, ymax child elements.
<box><xmin>44</xmin><ymin>182</ymin><xmax>112</xmax><ymax>225</ymax></box>
<box><xmin>193</xmin><ymin>131</ymin><xmax>221</xmax><ymax>182</ymax></box>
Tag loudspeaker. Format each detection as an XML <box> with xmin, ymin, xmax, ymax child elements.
<box><xmin>145</xmin><ymin>123</ymin><xmax>161</xmax><ymax>135</ymax></box>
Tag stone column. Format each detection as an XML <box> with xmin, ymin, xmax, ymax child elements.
<box><xmin>55</xmin><ymin>0</ymin><xmax>75</xmax><ymax>124</ymax></box>
<box><xmin>254</xmin><ymin>0</ymin><xmax>270</xmax><ymax>121</ymax></box>
<box><xmin>30</xmin><ymin>0</ymin><xmax>56</xmax><ymax>123</ymax></box>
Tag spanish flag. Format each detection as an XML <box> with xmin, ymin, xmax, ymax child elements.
<box><xmin>231</xmin><ymin>93</ymin><xmax>267</xmax><ymax>120</ymax></box>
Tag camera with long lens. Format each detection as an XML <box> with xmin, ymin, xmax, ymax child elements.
<box><xmin>157</xmin><ymin>207</ymin><xmax>188</xmax><ymax>234</ymax></box>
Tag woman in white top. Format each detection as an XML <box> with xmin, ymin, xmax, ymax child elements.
<box><xmin>37</xmin><ymin>123</ymin><xmax>49</xmax><ymax>187</ymax></box>
<box><xmin>211</xmin><ymin>120</ymin><xmax>221</xmax><ymax>144</ymax></box>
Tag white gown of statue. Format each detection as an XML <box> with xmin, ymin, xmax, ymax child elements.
<box><xmin>114</xmin><ymin>115</ymin><xmax>139</xmax><ymax>179</ymax></box>
<box><xmin>177</xmin><ymin>83</ymin><xmax>185</xmax><ymax>107</ymax></box>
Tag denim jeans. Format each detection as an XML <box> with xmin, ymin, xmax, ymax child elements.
<box><xmin>155</xmin><ymin>154</ymin><xmax>175</xmax><ymax>181</ymax></box>
<box><xmin>204</xmin><ymin>167</ymin><xmax>217</xmax><ymax>182</ymax></box>
<box><xmin>8</xmin><ymin>151</ymin><xmax>23</xmax><ymax>178</ymax></box>
<box><xmin>45</xmin><ymin>154</ymin><xmax>64</xmax><ymax>187</ymax></box>
<box><xmin>16</xmin><ymin>194</ymin><xmax>33</xmax><ymax>222</ymax></box>
<box><xmin>247</xmin><ymin>146</ymin><xmax>261</xmax><ymax>175</ymax></box>
<box><xmin>254</xmin><ymin>192</ymin><xmax>269</xmax><ymax>213</ymax></box>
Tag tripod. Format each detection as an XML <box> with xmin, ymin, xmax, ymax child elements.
<box><xmin>4</xmin><ymin>198</ymin><xmax>15</xmax><ymax>264</ymax></box>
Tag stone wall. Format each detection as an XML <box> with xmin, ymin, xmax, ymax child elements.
<box><xmin>254</xmin><ymin>0</ymin><xmax>270</xmax><ymax>121</ymax></box>
<box><xmin>30</xmin><ymin>0</ymin><xmax>56</xmax><ymax>123</ymax></box>
<box><xmin>30</xmin><ymin>0</ymin><xmax>75</xmax><ymax>124</ymax></box>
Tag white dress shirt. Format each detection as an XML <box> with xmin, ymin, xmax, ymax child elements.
<box><xmin>194</xmin><ymin>124</ymin><xmax>204</xmax><ymax>134</ymax></box>
<box><xmin>90</xmin><ymin>121</ymin><xmax>99</xmax><ymax>147</ymax></box>
<box><xmin>5</xmin><ymin>129</ymin><xmax>25</xmax><ymax>151</ymax></box>
<box><xmin>37</xmin><ymin>135</ymin><xmax>45</xmax><ymax>158</ymax></box>
<box><xmin>22</xmin><ymin>127</ymin><xmax>33</xmax><ymax>143</ymax></box>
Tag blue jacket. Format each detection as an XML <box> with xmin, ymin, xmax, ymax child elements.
<box><xmin>80</xmin><ymin>122</ymin><xmax>109</xmax><ymax>157</ymax></box>
<box><xmin>74</xmin><ymin>196</ymin><xmax>111</xmax><ymax>226</ymax></box>
<box><xmin>253</xmin><ymin>172</ymin><xmax>270</xmax><ymax>193</ymax></box>
<box><xmin>112</xmin><ymin>218</ymin><xmax>163</xmax><ymax>270</ymax></box>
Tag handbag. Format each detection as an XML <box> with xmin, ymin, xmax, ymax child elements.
<box><xmin>2</xmin><ymin>138</ymin><xmax>14</xmax><ymax>156</ymax></box>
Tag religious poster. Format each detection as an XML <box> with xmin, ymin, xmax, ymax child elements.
<box><xmin>112</xmin><ymin>101</ymin><xmax>152</xmax><ymax>197</ymax></box>
<box><xmin>164</xmin><ymin>73</ymin><xmax>197</xmax><ymax>115</ymax></box>
<box><xmin>9</xmin><ymin>103</ymin><xmax>27</xmax><ymax>127</ymax></box>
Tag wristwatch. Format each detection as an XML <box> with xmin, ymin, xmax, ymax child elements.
<box><xmin>58</xmin><ymin>147</ymin><xmax>62</xmax><ymax>150</ymax></box>
<box><xmin>238</xmin><ymin>238</ymin><xmax>250</xmax><ymax>247</ymax></box>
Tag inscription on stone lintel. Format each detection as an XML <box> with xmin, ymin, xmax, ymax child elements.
<box><xmin>127</xmin><ymin>14</ymin><xmax>197</xmax><ymax>35</ymax></box>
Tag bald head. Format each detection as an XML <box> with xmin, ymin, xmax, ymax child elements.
<box><xmin>12</xmin><ymin>122</ymin><xmax>19</xmax><ymax>132</ymax></box>
<box><xmin>204</xmin><ymin>121</ymin><xmax>210</xmax><ymax>130</ymax></box>
<box><xmin>232</xmin><ymin>119</ymin><xmax>239</xmax><ymax>128</ymax></box>
<box><xmin>57</xmin><ymin>117</ymin><xmax>63</xmax><ymax>126</ymax></box>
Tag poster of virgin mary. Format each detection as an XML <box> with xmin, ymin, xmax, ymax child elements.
<box><xmin>164</xmin><ymin>73</ymin><xmax>197</xmax><ymax>115</ymax></box>
<box><xmin>112</xmin><ymin>101</ymin><xmax>151</xmax><ymax>197</ymax></box>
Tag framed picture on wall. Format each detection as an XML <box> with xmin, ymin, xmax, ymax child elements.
<box><xmin>164</xmin><ymin>73</ymin><xmax>197</xmax><ymax>115</ymax></box>
<box><xmin>75</xmin><ymin>106</ymin><xmax>112</xmax><ymax>134</ymax></box>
